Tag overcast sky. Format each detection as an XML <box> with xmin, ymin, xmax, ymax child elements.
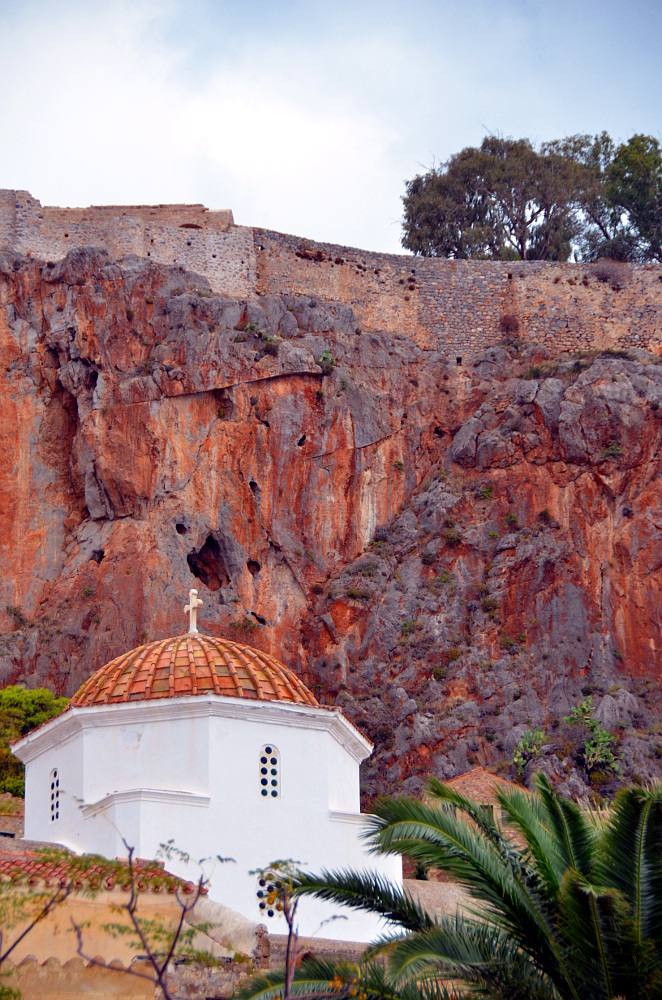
<box><xmin>1</xmin><ymin>0</ymin><xmax>660</xmax><ymax>253</ymax></box>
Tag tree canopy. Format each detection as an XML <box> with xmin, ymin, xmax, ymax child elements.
<box><xmin>402</xmin><ymin>132</ymin><xmax>662</xmax><ymax>263</ymax></box>
<box><xmin>0</xmin><ymin>685</ymin><xmax>68</xmax><ymax>796</ymax></box>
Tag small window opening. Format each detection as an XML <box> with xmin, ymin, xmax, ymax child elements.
<box><xmin>50</xmin><ymin>768</ymin><xmax>60</xmax><ymax>822</ymax></box>
<box><xmin>259</xmin><ymin>745</ymin><xmax>280</xmax><ymax>799</ymax></box>
<box><xmin>256</xmin><ymin>870</ymin><xmax>280</xmax><ymax>918</ymax></box>
<box><xmin>456</xmin><ymin>357</ymin><xmax>462</xmax><ymax>365</ymax></box>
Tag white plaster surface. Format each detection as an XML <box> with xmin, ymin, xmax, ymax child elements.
<box><xmin>14</xmin><ymin>696</ymin><xmax>401</xmax><ymax>942</ymax></box>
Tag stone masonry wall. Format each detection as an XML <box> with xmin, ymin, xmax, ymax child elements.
<box><xmin>0</xmin><ymin>190</ymin><xmax>254</xmax><ymax>299</ymax></box>
<box><xmin>255</xmin><ymin>229</ymin><xmax>662</xmax><ymax>359</ymax></box>
<box><xmin>2</xmin><ymin>190</ymin><xmax>661</xmax><ymax>359</ymax></box>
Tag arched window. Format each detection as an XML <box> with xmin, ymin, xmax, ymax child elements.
<box><xmin>49</xmin><ymin>768</ymin><xmax>60</xmax><ymax>822</ymax></box>
<box><xmin>259</xmin><ymin>745</ymin><xmax>280</xmax><ymax>798</ymax></box>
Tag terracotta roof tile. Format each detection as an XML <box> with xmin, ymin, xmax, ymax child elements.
<box><xmin>0</xmin><ymin>849</ymin><xmax>205</xmax><ymax>894</ymax></box>
<box><xmin>441</xmin><ymin>766</ymin><xmax>530</xmax><ymax>806</ymax></box>
<box><xmin>70</xmin><ymin>634</ymin><xmax>319</xmax><ymax>709</ymax></box>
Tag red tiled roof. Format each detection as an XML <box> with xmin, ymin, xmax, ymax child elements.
<box><xmin>441</xmin><ymin>766</ymin><xmax>529</xmax><ymax>805</ymax></box>
<box><xmin>70</xmin><ymin>634</ymin><xmax>318</xmax><ymax>708</ymax></box>
<box><xmin>0</xmin><ymin>848</ymin><xmax>204</xmax><ymax>894</ymax></box>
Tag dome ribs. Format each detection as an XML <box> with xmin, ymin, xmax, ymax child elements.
<box><xmin>185</xmin><ymin>637</ymin><xmax>198</xmax><ymax>696</ymax></box>
<box><xmin>205</xmin><ymin>637</ymin><xmax>243</xmax><ymax>697</ymax></box>
<box><xmin>142</xmin><ymin>642</ymin><xmax>162</xmax><ymax>700</ymax></box>
<box><xmin>70</xmin><ymin>633</ymin><xmax>319</xmax><ymax>708</ymax></box>
<box><xmin>198</xmin><ymin>638</ymin><xmax>223</xmax><ymax>695</ymax></box>
<box><xmin>250</xmin><ymin>647</ymin><xmax>296</xmax><ymax>701</ymax></box>
<box><xmin>256</xmin><ymin>649</ymin><xmax>318</xmax><ymax>706</ymax></box>
<box><xmin>168</xmin><ymin>637</ymin><xmax>184</xmax><ymax>697</ymax></box>
<box><xmin>125</xmin><ymin>638</ymin><xmax>169</xmax><ymax>701</ymax></box>
<box><xmin>231</xmin><ymin>644</ymin><xmax>267</xmax><ymax>699</ymax></box>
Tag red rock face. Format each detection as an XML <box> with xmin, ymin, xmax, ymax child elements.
<box><xmin>1</xmin><ymin>247</ymin><xmax>661</xmax><ymax>797</ymax></box>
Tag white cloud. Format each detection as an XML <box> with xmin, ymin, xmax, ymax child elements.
<box><xmin>0</xmin><ymin>0</ymin><xmax>660</xmax><ymax>253</ymax></box>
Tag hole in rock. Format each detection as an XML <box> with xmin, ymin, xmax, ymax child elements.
<box><xmin>90</xmin><ymin>549</ymin><xmax>105</xmax><ymax>564</ymax></box>
<box><xmin>176</xmin><ymin>523</ymin><xmax>188</xmax><ymax>535</ymax></box>
<box><xmin>247</xmin><ymin>560</ymin><xmax>261</xmax><ymax>577</ymax></box>
<box><xmin>249</xmin><ymin>479</ymin><xmax>260</xmax><ymax>496</ymax></box>
<box><xmin>250</xmin><ymin>611</ymin><xmax>267</xmax><ymax>625</ymax></box>
<box><xmin>456</xmin><ymin>357</ymin><xmax>462</xmax><ymax>365</ymax></box>
<box><xmin>297</xmin><ymin>434</ymin><xmax>306</xmax><ymax>447</ymax></box>
<box><xmin>434</xmin><ymin>426</ymin><xmax>443</xmax><ymax>437</ymax></box>
<box><xmin>187</xmin><ymin>534</ymin><xmax>231</xmax><ymax>591</ymax></box>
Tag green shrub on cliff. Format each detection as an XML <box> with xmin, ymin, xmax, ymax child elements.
<box><xmin>316</xmin><ymin>349</ymin><xmax>335</xmax><ymax>375</ymax></box>
<box><xmin>0</xmin><ymin>686</ymin><xmax>68</xmax><ymax>796</ymax></box>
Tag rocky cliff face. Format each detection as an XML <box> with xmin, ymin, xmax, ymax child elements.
<box><xmin>1</xmin><ymin>248</ymin><xmax>660</xmax><ymax>798</ymax></box>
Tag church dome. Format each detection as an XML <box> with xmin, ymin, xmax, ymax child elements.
<box><xmin>70</xmin><ymin>633</ymin><xmax>319</xmax><ymax>708</ymax></box>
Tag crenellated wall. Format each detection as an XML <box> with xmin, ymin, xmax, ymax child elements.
<box><xmin>2</xmin><ymin>190</ymin><xmax>661</xmax><ymax>359</ymax></box>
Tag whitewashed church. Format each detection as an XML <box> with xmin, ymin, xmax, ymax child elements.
<box><xmin>12</xmin><ymin>591</ymin><xmax>401</xmax><ymax>941</ymax></box>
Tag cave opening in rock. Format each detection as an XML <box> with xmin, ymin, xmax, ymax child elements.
<box><xmin>176</xmin><ymin>523</ymin><xmax>188</xmax><ymax>535</ymax></box>
<box><xmin>250</xmin><ymin>610</ymin><xmax>266</xmax><ymax>625</ymax></box>
<box><xmin>249</xmin><ymin>479</ymin><xmax>260</xmax><ymax>496</ymax></box>
<box><xmin>187</xmin><ymin>534</ymin><xmax>231</xmax><ymax>591</ymax></box>
<box><xmin>90</xmin><ymin>549</ymin><xmax>105</xmax><ymax>564</ymax></box>
<box><xmin>247</xmin><ymin>560</ymin><xmax>261</xmax><ymax>577</ymax></box>
<box><xmin>297</xmin><ymin>434</ymin><xmax>306</xmax><ymax>446</ymax></box>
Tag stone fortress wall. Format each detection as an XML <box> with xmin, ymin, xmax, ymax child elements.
<box><xmin>2</xmin><ymin>190</ymin><xmax>661</xmax><ymax>359</ymax></box>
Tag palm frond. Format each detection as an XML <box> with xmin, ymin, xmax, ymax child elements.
<box><xmin>360</xmin><ymin>795</ymin><xmax>571</xmax><ymax>982</ymax></box>
<box><xmin>557</xmin><ymin>868</ymin><xmax>636</xmax><ymax>1000</ymax></box>
<box><xmin>387</xmin><ymin>917</ymin><xmax>556</xmax><ymax>1000</ymax></box>
<box><xmin>596</xmin><ymin>781</ymin><xmax>662</xmax><ymax>954</ymax></box>
<box><xmin>494</xmin><ymin>785</ymin><xmax>564</xmax><ymax>900</ymax></box>
<box><xmin>532</xmin><ymin>772</ymin><xmax>596</xmax><ymax>878</ymax></box>
<box><xmin>293</xmin><ymin>870</ymin><xmax>435</xmax><ymax>932</ymax></box>
<box><xmin>238</xmin><ymin>956</ymin><xmax>458</xmax><ymax>1000</ymax></box>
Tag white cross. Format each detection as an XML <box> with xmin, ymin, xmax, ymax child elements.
<box><xmin>184</xmin><ymin>588</ymin><xmax>203</xmax><ymax>634</ymax></box>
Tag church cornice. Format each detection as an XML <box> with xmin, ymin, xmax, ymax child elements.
<box><xmin>81</xmin><ymin>787</ymin><xmax>211</xmax><ymax>818</ymax></box>
<box><xmin>12</xmin><ymin>695</ymin><xmax>372</xmax><ymax>764</ymax></box>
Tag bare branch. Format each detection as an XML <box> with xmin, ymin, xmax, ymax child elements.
<box><xmin>0</xmin><ymin>883</ymin><xmax>71</xmax><ymax>967</ymax></box>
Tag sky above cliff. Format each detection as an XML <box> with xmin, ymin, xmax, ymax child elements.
<box><xmin>1</xmin><ymin>0</ymin><xmax>660</xmax><ymax>253</ymax></box>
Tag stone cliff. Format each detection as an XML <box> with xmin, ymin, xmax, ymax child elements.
<box><xmin>1</xmin><ymin>245</ymin><xmax>661</xmax><ymax>798</ymax></box>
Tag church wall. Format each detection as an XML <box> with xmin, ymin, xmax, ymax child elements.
<box><xmin>326</xmin><ymin>737</ymin><xmax>361</xmax><ymax>812</ymax></box>
<box><xmin>22</xmin><ymin>729</ymin><xmax>84</xmax><ymax>847</ymax></box>
<box><xmin>81</xmin><ymin>711</ymin><xmax>210</xmax><ymax>803</ymax></box>
<box><xmin>18</xmin><ymin>699</ymin><xmax>400</xmax><ymax>942</ymax></box>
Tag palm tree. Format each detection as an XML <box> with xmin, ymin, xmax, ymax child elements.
<box><xmin>241</xmin><ymin>774</ymin><xmax>662</xmax><ymax>1000</ymax></box>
